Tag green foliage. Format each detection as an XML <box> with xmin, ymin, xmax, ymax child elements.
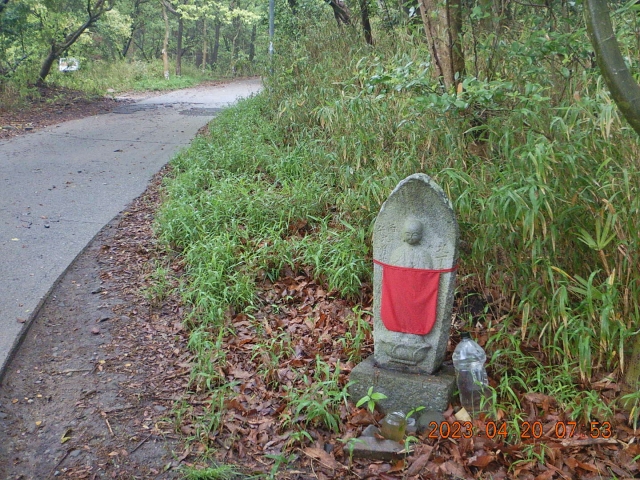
<box><xmin>267</xmin><ymin>4</ymin><xmax>640</xmax><ymax>424</ymax></box>
<box><xmin>406</xmin><ymin>405</ymin><xmax>425</xmax><ymax>419</ymax></box>
<box><xmin>264</xmin><ymin>453</ymin><xmax>297</xmax><ymax>479</ymax></box>
<box><xmin>403</xmin><ymin>434</ymin><xmax>420</xmax><ymax>453</ymax></box>
<box><xmin>132</xmin><ymin>74</ymin><xmax>199</xmax><ymax>91</ymax></box>
<box><xmin>0</xmin><ymin>0</ymin><xmax>268</xmax><ymax>97</ymax></box>
<box><xmin>155</xmin><ymin>97</ymin><xmax>371</xmax><ymax>456</ymax></box>
<box><xmin>144</xmin><ymin>262</ymin><xmax>173</xmax><ymax>308</ymax></box>
<box><xmin>281</xmin><ymin>357</ymin><xmax>350</xmax><ymax>434</ymax></box>
<box><xmin>355</xmin><ymin>386</ymin><xmax>388</xmax><ymax>413</ymax></box>
<box><xmin>178</xmin><ymin>0</ymin><xmax>259</xmax><ymax>24</ymax></box>
<box><xmin>183</xmin><ymin>464</ymin><xmax>241</xmax><ymax>480</ymax></box>
<box><xmin>49</xmin><ymin>59</ymin><xmax>209</xmax><ymax>94</ymax></box>
<box><xmin>340</xmin><ymin>307</ymin><xmax>372</xmax><ymax>363</ymax></box>
<box><xmin>151</xmin><ymin>0</ymin><xmax>640</xmax><ymax>462</ymax></box>
<box><xmin>156</xmin><ymin>96</ymin><xmax>366</xmax><ymax>312</ymax></box>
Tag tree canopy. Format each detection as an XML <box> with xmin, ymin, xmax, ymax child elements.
<box><xmin>0</xmin><ymin>0</ymin><xmax>269</xmax><ymax>86</ymax></box>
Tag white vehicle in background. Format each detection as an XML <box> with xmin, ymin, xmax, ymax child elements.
<box><xmin>58</xmin><ymin>58</ymin><xmax>79</xmax><ymax>72</ymax></box>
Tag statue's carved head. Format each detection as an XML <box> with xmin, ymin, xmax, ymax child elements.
<box><xmin>402</xmin><ymin>217</ymin><xmax>424</xmax><ymax>246</ymax></box>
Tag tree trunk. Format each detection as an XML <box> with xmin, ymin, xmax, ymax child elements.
<box><xmin>325</xmin><ymin>0</ymin><xmax>351</xmax><ymax>26</ymax></box>
<box><xmin>162</xmin><ymin>0</ymin><xmax>170</xmax><ymax>80</ymax></box>
<box><xmin>246</xmin><ymin>24</ymin><xmax>255</xmax><ymax>62</ymax></box>
<box><xmin>477</xmin><ymin>0</ymin><xmax>494</xmax><ymax>32</ymax></box>
<box><xmin>584</xmin><ymin>0</ymin><xmax>640</xmax><ymax>415</ymax></box>
<box><xmin>450</xmin><ymin>0</ymin><xmax>465</xmax><ymax>83</ymax></box>
<box><xmin>122</xmin><ymin>0</ymin><xmax>143</xmax><ymax>58</ymax></box>
<box><xmin>249</xmin><ymin>24</ymin><xmax>256</xmax><ymax>61</ymax></box>
<box><xmin>134</xmin><ymin>28</ymin><xmax>149</xmax><ymax>61</ymax></box>
<box><xmin>212</xmin><ymin>21</ymin><xmax>220</xmax><ymax>64</ymax></box>
<box><xmin>201</xmin><ymin>19</ymin><xmax>207</xmax><ymax>71</ymax></box>
<box><xmin>231</xmin><ymin>21</ymin><xmax>239</xmax><ymax>75</ymax></box>
<box><xmin>584</xmin><ymin>0</ymin><xmax>640</xmax><ymax>136</ymax></box>
<box><xmin>176</xmin><ymin>15</ymin><xmax>183</xmax><ymax>76</ymax></box>
<box><xmin>232</xmin><ymin>18</ymin><xmax>240</xmax><ymax>58</ymax></box>
<box><xmin>38</xmin><ymin>46</ymin><xmax>58</xmax><ymax>85</ymax></box>
<box><xmin>360</xmin><ymin>0</ymin><xmax>373</xmax><ymax>45</ymax></box>
<box><xmin>36</xmin><ymin>0</ymin><xmax>115</xmax><ymax>85</ymax></box>
<box><xmin>122</xmin><ymin>34</ymin><xmax>134</xmax><ymax>57</ymax></box>
<box><xmin>419</xmin><ymin>0</ymin><xmax>464</xmax><ymax>89</ymax></box>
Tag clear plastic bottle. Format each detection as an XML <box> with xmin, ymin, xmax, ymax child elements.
<box><xmin>452</xmin><ymin>332</ymin><xmax>489</xmax><ymax>415</ymax></box>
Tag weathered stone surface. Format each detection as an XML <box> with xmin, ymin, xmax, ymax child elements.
<box><xmin>348</xmin><ymin>356</ymin><xmax>456</xmax><ymax>414</ymax></box>
<box><xmin>361</xmin><ymin>424</ymin><xmax>380</xmax><ymax>437</ymax></box>
<box><xmin>350</xmin><ymin>436</ymin><xmax>408</xmax><ymax>461</ymax></box>
<box><xmin>372</xmin><ymin>173</ymin><xmax>459</xmax><ymax>375</ymax></box>
<box><xmin>417</xmin><ymin>410</ymin><xmax>446</xmax><ymax>434</ymax></box>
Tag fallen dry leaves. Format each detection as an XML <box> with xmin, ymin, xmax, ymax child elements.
<box><xmin>0</xmin><ymin>85</ymin><xmax>127</xmax><ymax>140</ymax></box>
<box><xmin>80</xmin><ymin>163</ymin><xmax>640</xmax><ymax>479</ymax></box>
<box><xmin>168</xmin><ymin>262</ymin><xmax>640</xmax><ymax>478</ymax></box>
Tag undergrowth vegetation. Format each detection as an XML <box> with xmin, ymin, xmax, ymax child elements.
<box><xmin>156</xmin><ymin>2</ymin><xmax>640</xmax><ymax>475</ymax></box>
<box><xmin>0</xmin><ymin>58</ymin><xmax>219</xmax><ymax>110</ymax></box>
<box><xmin>52</xmin><ymin>59</ymin><xmax>203</xmax><ymax>93</ymax></box>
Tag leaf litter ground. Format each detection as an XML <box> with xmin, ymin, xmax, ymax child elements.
<box><xmin>181</xmin><ymin>255</ymin><xmax>640</xmax><ymax>479</ymax></box>
<box><xmin>0</xmin><ymin>86</ymin><xmax>128</xmax><ymax>141</ymax></box>
<box><xmin>0</xmin><ymin>97</ymin><xmax>638</xmax><ymax>478</ymax></box>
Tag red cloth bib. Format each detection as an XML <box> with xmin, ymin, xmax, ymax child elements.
<box><xmin>374</xmin><ymin>259</ymin><xmax>457</xmax><ymax>335</ymax></box>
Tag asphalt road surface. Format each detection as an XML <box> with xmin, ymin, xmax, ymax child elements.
<box><xmin>0</xmin><ymin>78</ymin><xmax>263</xmax><ymax>377</ymax></box>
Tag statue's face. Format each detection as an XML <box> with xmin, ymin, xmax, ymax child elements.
<box><xmin>403</xmin><ymin>219</ymin><xmax>423</xmax><ymax>245</ymax></box>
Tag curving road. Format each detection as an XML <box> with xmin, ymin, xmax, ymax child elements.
<box><xmin>0</xmin><ymin>78</ymin><xmax>262</xmax><ymax>378</ymax></box>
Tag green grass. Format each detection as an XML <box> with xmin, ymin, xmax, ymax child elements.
<box><xmin>12</xmin><ymin>58</ymin><xmax>225</xmax><ymax>98</ymax></box>
<box><xmin>132</xmin><ymin>74</ymin><xmax>199</xmax><ymax>92</ymax></box>
<box><xmin>183</xmin><ymin>464</ymin><xmax>241</xmax><ymax>480</ymax></box>
<box><xmin>153</xmin><ymin>6</ymin><xmax>640</xmax><ymax>472</ymax></box>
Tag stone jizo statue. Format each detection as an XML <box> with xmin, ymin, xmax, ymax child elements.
<box><xmin>372</xmin><ymin>174</ymin><xmax>458</xmax><ymax>375</ymax></box>
<box><xmin>349</xmin><ymin>173</ymin><xmax>459</xmax><ymax>414</ymax></box>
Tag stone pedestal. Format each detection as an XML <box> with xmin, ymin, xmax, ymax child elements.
<box><xmin>350</xmin><ymin>436</ymin><xmax>407</xmax><ymax>461</ymax></box>
<box><xmin>348</xmin><ymin>356</ymin><xmax>456</xmax><ymax>414</ymax></box>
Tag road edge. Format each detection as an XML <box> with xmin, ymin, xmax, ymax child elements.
<box><xmin>0</xmin><ymin>213</ymin><xmax>126</xmax><ymax>385</ymax></box>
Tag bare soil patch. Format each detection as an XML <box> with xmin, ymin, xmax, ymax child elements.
<box><xmin>0</xmin><ymin>86</ymin><xmax>135</xmax><ymax>141</ymax></box>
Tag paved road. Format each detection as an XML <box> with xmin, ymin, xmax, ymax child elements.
<box><xmin>0</xmin><ymin>78</ymin><xmax>262</xmax><ymax>376</ymax></box>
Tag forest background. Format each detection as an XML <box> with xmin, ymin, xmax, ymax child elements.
<box><xmin>3</xmin><ymin>0</ymin><xmax>640</xmax><ymax>478</ymax></box>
